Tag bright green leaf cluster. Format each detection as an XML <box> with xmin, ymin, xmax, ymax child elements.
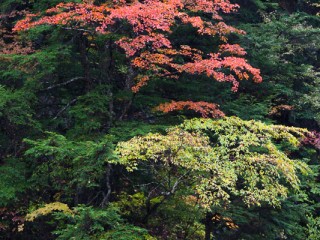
<box><xmin>117</xmin><ymin>117</ymin><xmax>310</xmax><ymax>209</ymax></box>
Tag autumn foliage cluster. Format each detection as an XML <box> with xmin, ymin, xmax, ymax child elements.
<box><xmin>14</xmin><ymin>0</ymin><xmax>262</xmax><ymax>117</ymax></box>
<box><xmin>1</xmin><ymin>0</ymin><xmax>320</xmax><ymax>239</ymax></box>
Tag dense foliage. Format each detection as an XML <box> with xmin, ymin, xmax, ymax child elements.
<box><xmin>0</xmin><ymin>0</ymin><xmax>319</xmax><ymax>239</ymax></box>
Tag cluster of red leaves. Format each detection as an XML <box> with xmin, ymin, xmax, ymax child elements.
<box><xmin>13</xmin><ymin>3</ymin><xmax>108</xmax><ymax>32</ymax></box>
<box><xmin>219</xmin><ymin>44</ymin><xmax>247</xmax><ymax>56</ymax></box>
<box><xmin>14</xmin><ymin>0</ymin><xmax>262</xmax><ymax>118</ymax></box>
<box><xmin>156</xmin><ymin>101</ymin><xmax>225</xmax><ymax>118</ymax></box>
<box><xmin>131</xmin><ymin>75</ymin><xmax>150</xmax><ymax>93</ymax></box>
<box><xmin>131</xmin><ymin>42</ymin><xmax>262</xmax><ymax>92</ymax></box>
<box><xmin>117</xmin><ymin>33</ymin><xmax>171</xmax><ymax>57</ymax></box>
<box><xmin>302</xmin><ymin>131</ymin><xmax>320</xmax><ymax>150</ymax></box>
<box><xmin>269</xmin><ymin>104</ymin><xmax>294</xmax><ymax>116</ymax></box>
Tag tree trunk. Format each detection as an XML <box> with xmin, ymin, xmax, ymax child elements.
<box><xmin>79</xmin><ymin>34</ymin><xmax>91</xmax><ymax>91</ymax></box>
<box><xmin>205</xmin><ymin>212</ymin><xmax>213</xmax><ymax>240</ymax></box>
<box><xmin>101</xmin><ymin>163</ymin><xmax>112</xmax><ymax>207</ymax></box>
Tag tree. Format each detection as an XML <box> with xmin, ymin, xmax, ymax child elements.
<box><xmin>14</xmin><ymin>0</ymin><xmax>262</xmax><ymax>117</ymax></box>
<box><xmin>22</xmin><ymin>203</ymin><xmax>153</xmax><ymax>240</ymax></box>
<box><xmin>1</xmin><ymin>0</ymin><xmax>319</xmax><ymax>239</ymax></box>
<box><xmin>23</xmin><ymin>132</ymin><xmax>114</xmax><ymax>206</ymax></box>
<box><xmin>237</xmin><ymin>10</ymin><xmax>320</xmax><ymax>127</ymax></box>
<box><xmin>116</xmin><ymin>117</ymin><xmax>310</xmax><ymax>239</ymax></box>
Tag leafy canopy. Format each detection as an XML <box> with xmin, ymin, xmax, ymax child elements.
<box><xmin>117</xmin><ymin>117</ymin><xmax>310</xmax><ymax>208</ymax></box>
<box><xmin>14</xmin><ymin>0</ymin><xmax>262</xmax><ymax>117</ymax></box>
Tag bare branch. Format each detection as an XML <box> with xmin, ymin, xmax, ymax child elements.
<box><xmin>42</xmin><ymin>77</ymin><xmax>85</xmax><ymax>91</ymax></box>
<box><xmin>62</xmin><ymin>27</ymin><xmax>94</xmax><ymax>33</ymax></box>
<box><xmin>53</xmin><ymin>98</ymin><xmax>77</xmax><ymax>120</ymax></box>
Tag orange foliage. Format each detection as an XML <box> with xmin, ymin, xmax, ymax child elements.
<box><xmin>156</xmin><ymin>101</ymin><xmax>225</xmax><ymax>118</ymax></box>
<box><xmin>13</xmin><ymin>0</ymin><xmax>262</xmax><ymax>118</ymax></box>
<box><xmin>212</xmin><ymin>213</ymin><xmax>239</xmax><ymax>230</ymax></box>
<box><xmin>269</xmin><ymin>104</ymin><xmax>294</xmax><ymax>116</ymax></box>
<box><xmin>131</xmin><ymin>75</ymin><xmax>150</xmax><ymax>93</ymax></box>
<box><xmin>219</xmin><ymin>44</ymin><xmax>246</xmax><ymax>56</ymax></box>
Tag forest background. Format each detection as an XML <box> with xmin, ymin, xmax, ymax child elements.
<box><xmin>0</xmin><ymin>0</ymin><xmax>320</xmax><ymax>239</ymax></box>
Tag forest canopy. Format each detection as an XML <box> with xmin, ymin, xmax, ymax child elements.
<box><xmin>0</xmin><ymin>0</ymin><xmax>320</xmax><ymax>239</ymax></box>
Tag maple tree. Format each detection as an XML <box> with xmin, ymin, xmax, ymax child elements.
<box><xmin>116</xmin><ymin>117</ymin><xmax>310</xmax><ymax>239</ymax></box>
<box><xmin>14</xmin><ymin>0</ymin><xmax>262</xmax><ymax>118</ymax></box>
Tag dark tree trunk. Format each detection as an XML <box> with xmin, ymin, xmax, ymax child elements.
<box><xmin>101</xmin><ymin>163</ymin><xmax>112</xmax><ymax>207</ymax></box>
<box><xmin>79</xmin><ymin>34</ymin><xmax>91</xmax><ymax>91</ymax></box>
<box><xmin>205</xmin><ymin>212</ymin><xmax>213</xmax><ymax>240</ymax></box>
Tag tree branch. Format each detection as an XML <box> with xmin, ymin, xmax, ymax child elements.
<box><xmin>53</xmin><ymin>98</ymin><xmax>77</xmax><ymax>120</ymax></box>
<box><xmin>42</xmin><ymin>77</ymin><xmax>85</xmax><ymax>91</ymax></box>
